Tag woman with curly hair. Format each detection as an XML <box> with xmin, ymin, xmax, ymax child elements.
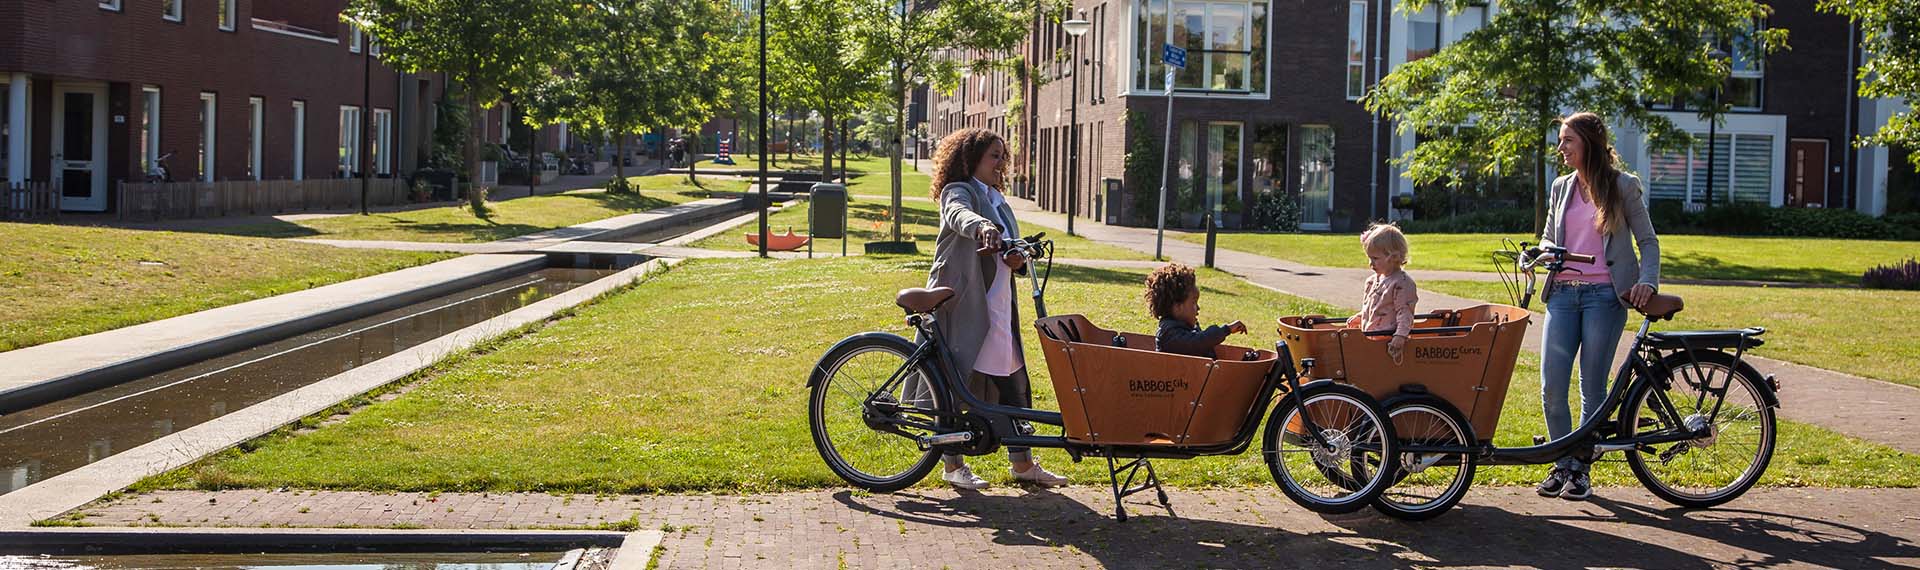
<box><xmin>904</xmin><ymin>127</ymin><xmax>1068</xmax><ymax>490</ymax></box>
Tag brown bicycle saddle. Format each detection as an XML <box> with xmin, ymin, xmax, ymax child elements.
<box><xmin>1630</xmin><ymin>293</ymin><xmax>1685</xmax><ymax>321</ymax></box>
<box><xmin>895</xmin><ymin>287</ymin><xmax>956</xmax><ymax>313</ymax></box>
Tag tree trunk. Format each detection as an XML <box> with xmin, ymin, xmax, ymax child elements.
<box><xmin>688</xmin><ymin>133</ymin><xmax>700</xmax><ymax>185</ymax></box>
<box><xmin>1533</xmin><ymin>98</ymin><xmax>1550</xmax><ymax>237</ymax></box>
<box><xmin>822</xmin><ymin>112</ymin><xmax>836</xmax><ymax>184</ymax></box>
<box><xmin>464</xmin><ymin>82</ymin><xmax>485</xmax><ymax>216</ymax></box>
<box><xmin>615</xmin><ymin>135</ymin><xmax>627</xmax><ymax>192</ymax></box>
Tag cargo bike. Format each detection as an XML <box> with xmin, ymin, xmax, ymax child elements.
<box><xmin>1276</xmin><ymin>240</ymin><xmax>1781</xmax><ymax>520</ymax></box>
<box><xmin>807</xmin><ymin>234</ymin><xmax>1405</xmax><ymax>519</ymax></box>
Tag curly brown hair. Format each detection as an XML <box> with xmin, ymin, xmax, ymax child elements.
<box><xmin>1144</xmin><ymin>263</ymin><xmax>1198</xmax><ymax>320</ymax></box>
<box><xmin>929</xmin><ymin>128</ymin><xmax>1007</xmax><ymax>199</ymax></box>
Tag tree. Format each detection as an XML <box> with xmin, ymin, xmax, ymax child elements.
<box><xmin>1364</xmin><ymin>0</ymin><xmax>1787</xmax><ymax>232</ymax></box>
<box><xmin>1821</xmin><ymin>0</ymin><xmax>1920</xmax><ymax>171</ymax></box>
<box><xmin>854</xmin><ymin>0</ymin><xmax>1037</xmax><ymax>242</ymax></box>
<box><xmin>524</xmin><ymin>0</ymin><xmax>746</xmax><ymax>190</ymax></box>
<box><xmin>345</xmin><ymin>0</ymin><xmax>567</xmax><ymax>215</ymax></box>
<box><xmin>769</xmin><ymin>0</ymin><xmax>881</xmax><ymax>182</ymax></box>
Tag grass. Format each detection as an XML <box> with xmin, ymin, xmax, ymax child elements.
<box><xmin>203</xmin><ymin>175</ymin><xmax>746</xmax><ymax>243</ymax></box>
<box><xmin>1426</xmin><ymin>280</ymin><xmax>1920</xmax><ymax>389</ymax></box>
<box><xmin>0</xmin><ymin>223</ymin><xmax>450</xmax><ymax>352</ymax></box>
<box><xmin>1176</xmin><ymin>232</ymin><xmax>1920</xmax><ymax>285</ymax></box>
<box><xmin>147</xmin><ymin>256</ymin><xmax>1918</xmax><ymax>493</ymax></box>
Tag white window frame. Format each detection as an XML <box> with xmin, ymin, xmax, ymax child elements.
<box><xmin>141</xmin><ymin>87</ymin><xmax>161</xmax><ymax>177</ymax></box>
<box><xmin>163</xmin><ymin>0</ymin><xmax>182</xmax><ymax>22</ymax></box>
<box><xmin>1346</xmin><ymin>0</ymin><xmax>1367</xmax><ymax>100</ymax></box>
<box><xmin>1639</xmin><ymin>111</ymin><xmax>1787</xmax><ymax>207</ymax></box>
<box><xmin>372</xmin><ymin>108</ymin><xmax>393</xmax><ymax>175</ymax></box>
<box><xmin>247</xmin><ymin>97</ymin><xmax>264</xmax><ymax>180</ymax></box>
<box><xmin>291</xmin><ymin>101</ymin><xmax>306</xmax><ymax>180</ymax></box>
<box><xmin>1122</xmin><ymin>0</ymin><xmax>1272</xmax><ymax>100</ymax></box>
<box><xmin>199</xmin><ymin>93</ymin><xmax>217</xmax><ymax>182</ymax></box>
<box><xmin>217</xmin><ymin>0</ymin><xmax>235</xmax><ymax>31</ymax></box>
<box><xmin>349</xmin><ymin>25</ymin><xmax>363</xmax><ymax>54</ymax></box>
<box><xmin>339</xmin><ymin>105</ymin><xmax>362</xmax><ymax>177</ymax></box>
<box><xmin>99</xmin><ymin>0</ymin><xmax>122</xmax><ymax>12</ymax></box>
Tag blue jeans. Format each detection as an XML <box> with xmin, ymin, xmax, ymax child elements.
<box><xmin>1541</xmin><ymin>281</ymin><xmax>1627</xmax><ymax>474</ymax></box>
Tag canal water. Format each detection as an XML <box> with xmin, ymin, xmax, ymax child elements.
<box><xmin>0</xmin><ymin>267</ymin><xmax>615</xmax><ymax>495</ymax></box>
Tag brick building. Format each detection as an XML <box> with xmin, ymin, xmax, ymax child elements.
<box><xmin>0</xmin><ymin>0</ymin><xmax>458</xmax><ymax>213</ymax></box>
<box><xmin>927</xmin><ymin>0</ymin><xmax>1917</xmax><ymax>232</ymax></box>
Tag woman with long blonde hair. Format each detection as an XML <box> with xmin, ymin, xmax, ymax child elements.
<box><xmin>1534</xmin><ymin>112</ymin><xmax>1661</xmax><ymax>501</ymax></box>
<box><xmin>905</xmin><ymin>128</ymin><xmax>1068</xmax><ymax>490</ymax></box>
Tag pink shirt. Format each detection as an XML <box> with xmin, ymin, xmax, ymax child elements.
<box><xmin>1560</xmin><ymin>180</ymin><xmax>1613</xmax><ymax>284</ymax></box>
<box><xmin>1347</xmin><ymin>269</ymin><xmax>1418</xmax><ymax>337</ymax></box>
<box><xmin>973</xmin><ymin>182</ymin><xmax>1021</xmax><ymax>376</ymax></box>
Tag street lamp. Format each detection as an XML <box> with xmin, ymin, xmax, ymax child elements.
<box><xmin>345</xmin><ymin>14</ymin><xmax>373</xmax><ymax>215</ymax></box>
<box><xmin>1062</xmin><ymin>14</ymin><xmax>1090</xmax><ymax>236</ymax></box>
<box><xmin>1703</xmin><ymin>46</ymin><xmax>1728</xmax><ymax>211</ymax></box>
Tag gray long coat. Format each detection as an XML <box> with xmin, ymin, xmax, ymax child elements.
<box><xmin>1539</xmin><ymin>170</ymin><xmax>1662</xmax><ymax>306</ymax></box>
<box><xmin>908</xmin><ymin>180</ymin><xmax>1028</xmax><ymax>407</ymax></box>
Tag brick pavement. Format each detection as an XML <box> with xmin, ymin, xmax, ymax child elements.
<box><xmin>68</xmin><ymin>486</ymin><xmax>1920</xmax><ymax>569</ymax></box>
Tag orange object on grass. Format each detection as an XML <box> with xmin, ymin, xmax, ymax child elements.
<box><xmin>745</xmin><ymin>228</ymin><xmax>811</xmax><ymax>251</ymax></box>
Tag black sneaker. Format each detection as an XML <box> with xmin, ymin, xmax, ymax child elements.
<box><xmin>1561</xmin><ymin>471</ymin><xmax>1592</xmax><ymax>501</ymax></box>
<box><xmin>1536</xmin><ymin>467</ymin><xmax>1569</xmax><ymax>497</ymax></box>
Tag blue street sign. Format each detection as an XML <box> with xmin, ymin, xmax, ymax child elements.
<box><xmin>1161</xmin><ymin>44</ymin><xmax>1187</xmax><ymax>69</ymax></box>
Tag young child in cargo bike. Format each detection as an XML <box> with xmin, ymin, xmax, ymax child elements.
<box><xmin>1347</xmin><ymin>223</ymin><xmax>1419</xmax><ymax>364</ymax></box>
<box><xmin>1146</xmin><ymin>263</ymin><xmax>1248</xmax><ymax>358</ymax></box>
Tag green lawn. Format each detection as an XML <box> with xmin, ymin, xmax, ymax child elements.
<box><xmin>0</xmin><ymin>223</ymin><xmax>450</xmax><ymax>352</ymax></box>
<box><xmin>206</xmin><ymin>175</ymin><xmax>744</xmax><ymax>243</ymax></box>
<box><xmin>1426</xmin><ymin>280</ymin><xmax>1920</xmax><ymax>389</ymax></box>
<box><xmin>146</xmin><ymin>256</ymin><xmax>1918</xmax><ymax>494</ymax></box>
<box><xmin>1178</xmin><ymin>232</ymin><xmax>1920</xmax><ymax>285</ymax></box>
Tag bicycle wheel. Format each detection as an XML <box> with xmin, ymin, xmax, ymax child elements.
<box><xmin>1619</xmin><ymin>350</ymin><xmax>1776</xmax><ymax>509</ymax></box>
<box><xmin>808</xmin><ymin>334</ymin><xmax>943</xmax><ymax>492</ymax></box>
<box><xmin>1372</xmin><ymin>394</ymin><xmax>1477</xmax><ymax>521</ymax></box>
<box><xmin>1262</xmin><ymin>382</ymin><xmax>1399</xmax><ymax>514</ymax></box>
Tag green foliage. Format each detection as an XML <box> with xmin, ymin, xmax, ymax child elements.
<box><xmin>1820</xmin><ymin>0</ymin><xmax>1920</xmax><ymax>170</ymax></box>
<box><xmin>429</xmin><ymin>94</ymin><xmax>468</xmax><ymax>170</ymax></box>
<box><xmin>1401</xmin><ymin>207</ymin><xmax>1533</xmax><ymax>234</ymax></box>
<box><xmin>1649</xmin><ymin>201</ymin><xmax>1920</xmax><ymax>241</ymax></box>
<box><xmin>1251</xmin><ymin>190</ymin><xmax>1301</xmax><ymax>233</ymax></box>
<box><xmin>1364</xmin><ymin>0</ymin><xmax>1788</xmax><ymax>230</ymax></box>
<box><xmin>1123</xmin><ymin>110</ymin><xmax>1163</xmax><ymax>225</ymax></box>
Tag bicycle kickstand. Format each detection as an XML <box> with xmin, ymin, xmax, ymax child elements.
<box><xmin>1104</xmin><ymin>450</ymin><xmax>1171</xmax><ymax>522</ymax></box>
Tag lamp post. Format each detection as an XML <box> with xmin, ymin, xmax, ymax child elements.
<box><xmin>1062</xmin><ymin>14</ymin><xmax>1090</xmax><ymax>236</ymax></box>
<box><xmin>347</xmin><ymin>15</ymin><xmax>373</xmax><ymax>215</ymax></box>
<box><xmin>1704</xmin><ymin>46</ymin><xmax>1728</xmax><ymax>211</ymax></box>
<box><xmin>757</xmin><ymin>0</ymin><xmax>769</xmax><ymax>258</ymax></box>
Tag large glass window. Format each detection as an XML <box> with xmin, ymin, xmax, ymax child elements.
<box><xmin>1647</xmin><ymin>131</ymin><xmax>1773</xmax><ymax>205</ymax></box>
<box><xmin>140</xmin><ymin>88</ymin><xmax>160</xmax><ymax>177</ymax></box>
<box><xmin>292</xmin><ymin>101</ymin><xmax>306</xmax><ymax>180</ymax></box>
<box><xmin>1298</xmin><ymin>125</ymin><xmax>1334</xmax><ymax>229</ymax></box>
<box><xmin>339</xmin><ymin>106</ymin><xmax>362</xmax><ymax>177</ymax></box>
<box><xmin>247</xmin><ymin>97</ymin><xmax>263</xmax><ymax>180</ymax></box>
<box><xmin>1346</xmin><ymin>1</ymin><xmax>1366</xmax><ymax>99</ymax></box>
<box><xmin>1406</xmin><ymin>6</ymin><xmax>1439</xmax><ymax>62</ymax></box>
<box><xmin>1136</xmin><ymin>0</ymin><xmax>1267</xmax><ymax>94</ymax></box>
<box><xmin>163</xmin><ymin>0</ymin><xmax>181</xmax><ymax>21</ymax></box>
<box><xmin>199</xmin><ymin>93</ymin><xmax>216</xmax><ymax>182</ymax></box>
<box><xmin>1206</xmin><ymin>122</ymin><xmax>1241</xmax><ymax>216</ymax></box>
<box><xmin>217</xmin><ymin>0</ymin><xmax>234</xmax><ymax>31</ymax></box>
<box><xmin>373</xmin><ymin>109</ymin><xmax>393</xmax><ymax>175</ymax></box>
<box><xmin>1</xmin><ymin>87</ymin><xmax>9</xmax><ymax>181</ymax></box>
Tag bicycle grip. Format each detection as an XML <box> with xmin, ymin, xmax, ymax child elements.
<box><xmin>1563</xmin><ymin>252</ymin><xmax>1597</xmax><ymax>264</ymax></box>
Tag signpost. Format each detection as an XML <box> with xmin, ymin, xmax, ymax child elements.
<box><xmin>1154</xmin><ymin>44</ymin><xmax>1185</xmax><ymax>261</ymax></box>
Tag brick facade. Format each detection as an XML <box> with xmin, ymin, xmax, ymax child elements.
<box><xmin>1</xmin><ymin>0</ymin><xmax>446</xmax><ymax>212</ymax></box>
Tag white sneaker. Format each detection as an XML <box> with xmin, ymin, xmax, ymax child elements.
<box><xmin>1011</xmin><ymin>463</ymin><xmax>1070</xmax><ymax>487</ymax></box>
<box><xmin>942</xmin><ymin>465</ymin><xmax>990</xmax><ymax>490</ymax></box>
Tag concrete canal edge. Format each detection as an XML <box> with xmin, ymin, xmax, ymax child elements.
<box><xmin>0</xmin><ymin>258</ymin><xmax>686</xmax><ymax>528</ymax></box>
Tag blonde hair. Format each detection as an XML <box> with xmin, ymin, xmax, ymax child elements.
<box><xmin>1361</xmin><ymin>223</ymin><xmax>1410</xmax><ymax>267</ymax></box>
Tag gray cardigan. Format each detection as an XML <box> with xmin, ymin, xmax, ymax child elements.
<box><xmin>926</xmin><ymin>180</ymin><xmax>1025</xmax><ymax>378</ymax></box>
<box><xmin>1540</xmin><ymin>171</ymin><xmax>1661</xmax><ymax>305</ymax></box>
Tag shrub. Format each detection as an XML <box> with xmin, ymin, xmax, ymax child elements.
<box><xmin>1402</xmin><ymin>207</ymin><xmax>1532</xmax><ymax>233</ymax></box>
<box><xmin>1252</xmin><ymin>190</ymin><xmax>1301</xmax><ymax>232</ymax></box>
<box><xmin>1863</xmin><ymin>258</ymin><xmax>1920</xmax><ymax>290</ymax></box>
<box><xmin>606</xmin><ymin>176</ymin><xmax>634</xmax><ymax>195</ymax></box>
<box><xmin>1646</xmin><ymin>200</ymin><xmax>1920</xmax><ymax>241</ymax></box>
<box><xmin>1123</xmin><ymin>111</ymin><xmax>1163</xmax><ymax>225</ymax></box>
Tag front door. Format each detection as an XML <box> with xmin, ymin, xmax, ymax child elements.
<box><xmin>1788</xmin><ymin>139</ymin><xmax>1828</xmax><ymax>208</ymax></box>
<box><xmin>52</xmin><ymin>84</ymin><xmax>109</xmax><ymax>212</ymax></box>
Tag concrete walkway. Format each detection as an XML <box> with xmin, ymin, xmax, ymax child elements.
<box><xmin>68</xmin><ymin>487</ymin><xmax>1920</xmax><ymax>569</ymax></box>
<box><xmin>291</xmin><ymin>198</ymin><xmax>742</xmax><ymax>254</ymax></box>
<box><xmin>1007</xmin><ymin>200</ymin><xmax>1920</xmax><ymax>455</ymax></box>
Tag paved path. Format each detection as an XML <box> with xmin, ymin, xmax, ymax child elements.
<box><xmin>69</xmin><ymin>487</ymin><xmax>1920</xmax><ymax>569</ymax></box>
<box><xmin>1007</xmin><ymin>200</ymin><xmax>1920</xmax><ymax>456</ymax></box>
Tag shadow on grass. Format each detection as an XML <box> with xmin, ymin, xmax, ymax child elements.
<box><xmin>834</xmin><ymin>489</ymin><xmax>1919</xmax><ymax>570</ymax></box>
<box><xmin>1663</xmin><ymin>251</ymin><xmax>1858</xmax><ymax>284</ymax></box>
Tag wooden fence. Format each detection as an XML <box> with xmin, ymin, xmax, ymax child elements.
<box><xmin>3</xmin><ymin>181</ymin><xmax>61</xmax><ymax>222</ymax></box>
<box><xmin>116</xmin><ymin>178</ymin><xmax>416</xmax><ymax>222</ymax></box>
